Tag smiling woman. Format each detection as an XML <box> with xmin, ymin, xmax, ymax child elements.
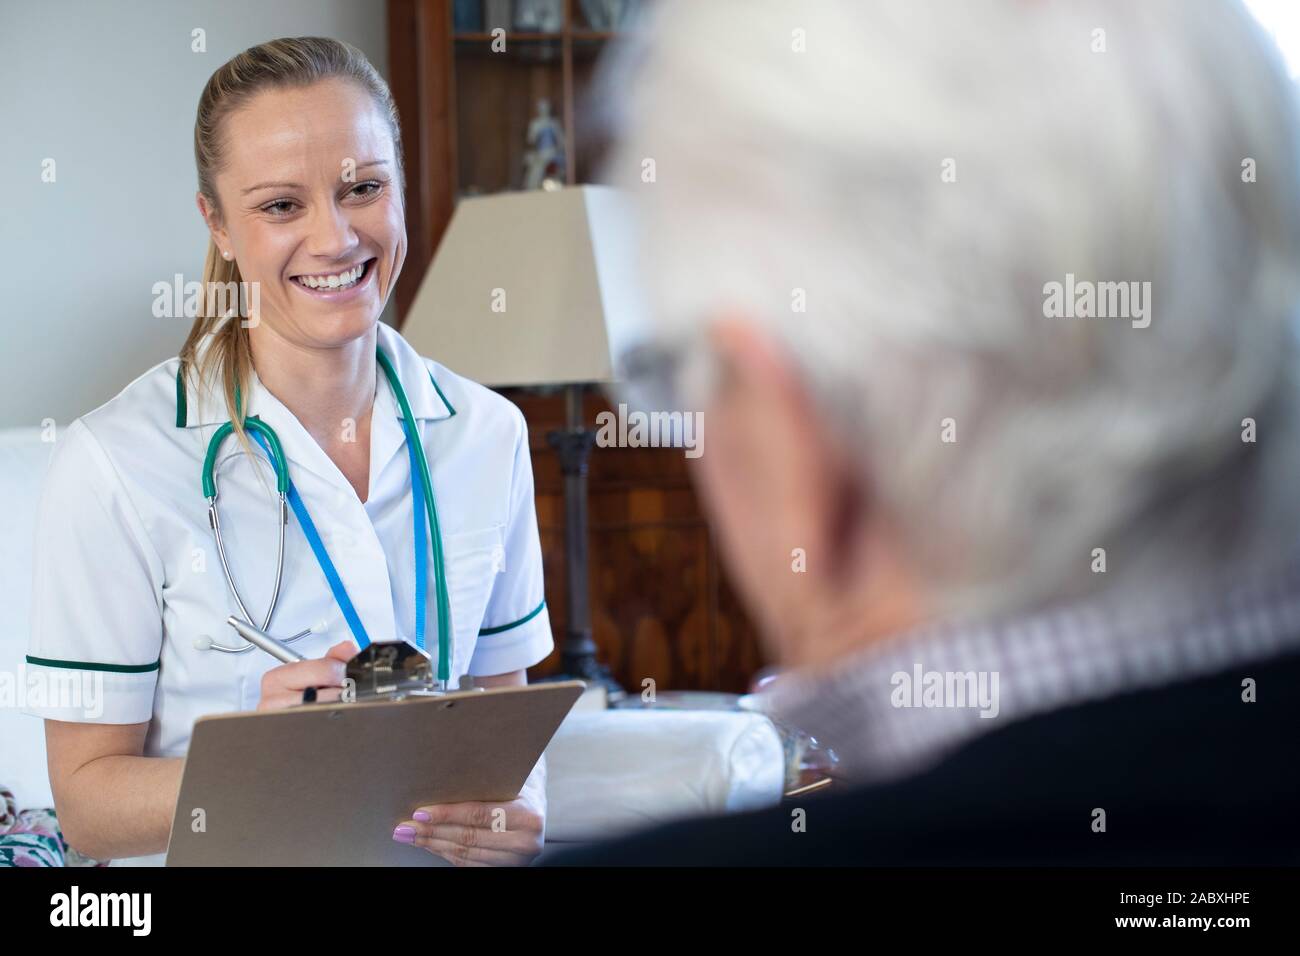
<box><xmin>23</xmin><ymin>37</ymin><xmax>554</xmax><ymax>868</ymax></box>
<box><xmin>185</xmin><ymin>40</ymin><xmax>408</xmax><ymax>459</ymax></box>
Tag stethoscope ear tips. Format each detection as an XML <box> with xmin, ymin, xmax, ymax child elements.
<box><xmin>195</xmin><ymin>634</ymin><xmax>215</xmax><ymax>651</ymax></box>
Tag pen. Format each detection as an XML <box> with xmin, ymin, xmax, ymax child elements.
<box><xmin>225</xmin><ymin>616</ymin><xmax>307</xmax><ymax>664</ymax></box>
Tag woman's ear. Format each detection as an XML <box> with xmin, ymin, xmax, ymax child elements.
<box><xmin>195</xmin><ymin>191</ymin><xmax>229</xmax><ymax>252</ymax></box>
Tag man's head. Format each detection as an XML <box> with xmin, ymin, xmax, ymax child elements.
<box><xmin>603</xmin><ymin>0</ymin><xmax>1300</xmax><ymax>668</ymax></box>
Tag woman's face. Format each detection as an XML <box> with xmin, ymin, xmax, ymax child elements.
<box><xmin>199</xmin><ymin>77</ymin><xmax>405</xmax><ymax>349</ymax></box>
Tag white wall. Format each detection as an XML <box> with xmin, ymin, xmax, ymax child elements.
<box><xmin>0</xmin><ymin>0</ymin><xmax>390</xmax><ymax>428</ymax></box>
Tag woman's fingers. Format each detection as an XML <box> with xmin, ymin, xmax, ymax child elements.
<box><xmin>413</xmin><ymin>837</ymin><xmax>531</xmax><ymax>867</ymax></box>
<box><xmin>257</xmin><ymin>656</ymin><xmax>348</xmax><ymax>710</ymax></box>
<box><xmin>291</xmin><ymin>657</ymin><xmax>346</xmax><ymax>689</ymax></box>
<box><xmin>412</xmin><ymin>798</ymin><xmax>542</xmax><ymax>833</ymax></box>
<box><xmin>257</xmin><ymin>686</ymin><xmax>344</xmax><ymax>711</ymax></box>
<box><xmin>325</xmin><ymin>640</ymin><xmax>357</xmax><ymax>662</ymax></box>
<box><xmin>416</xmin><ymin>822</ymin><xmax>540</xmax><ymax>857</ymax></box>
<box><xmin>395</xmin><ymin>795</ymin><xmax>546</xmax><ymax>866</ymax></box>
<box><xmin>271</xmin><ymin>656</ymin><xmax>346</xmax><ymax>691</ymax></box>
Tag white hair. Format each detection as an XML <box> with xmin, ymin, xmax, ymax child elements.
<box><xmin>601</xmin><ymin>0</ymin><xmax>1300</xmax><ymax>617</ymax></box>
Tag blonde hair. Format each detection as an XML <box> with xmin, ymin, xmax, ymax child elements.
<box><xmin>180</xmin><ymin>36</ymin><xmax>403</xmax><ymax>439</ymax></box>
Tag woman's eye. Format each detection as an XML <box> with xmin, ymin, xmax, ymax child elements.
<box><xmin>258</xmin><ymin>182</ymin><xmax>382</xmax><ymax>217</ymax></box>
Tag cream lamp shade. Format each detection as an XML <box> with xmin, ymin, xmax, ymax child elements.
<box><xmin>400</xmin><ymin>185</ymin><xmax>649</xmax><ymax>388</ymax></box>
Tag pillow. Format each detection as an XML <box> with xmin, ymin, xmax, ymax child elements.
<box><xmin>0</xmin><ymin>785</ymin><xmax>106</xmax><ymax>867</ymax></box>
<box><xmin>543</xmin><ymin>709</ymin><xmax>785</xmax><ymax>842</ymax></box>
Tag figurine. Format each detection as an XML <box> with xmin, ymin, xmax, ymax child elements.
<box><xmin>523</xmin><ymin>98</ymin><xmax>567</xmax><ymax>189</ymax></box>
<box><xmin>515</xmin><ymin>0</ymin><xmax>564</xmax><ymax>33</ymax></box>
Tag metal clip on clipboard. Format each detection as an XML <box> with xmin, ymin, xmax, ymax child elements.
<box><xmin>344</xmin><ymin>641</ymin><xmax>445</xmax><ymax>701</ymax></box>
<box><xmin>227</xmin><ymin>616</ymin><xmax>482</xmax><ymax>702</ymax></box>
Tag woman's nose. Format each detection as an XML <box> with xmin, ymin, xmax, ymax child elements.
<box><xmin>304</xmin><ymin>200</ymin><xmax>360</xmax><ymax>261</ymax></box>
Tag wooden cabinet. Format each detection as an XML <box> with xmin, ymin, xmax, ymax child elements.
<box><xmin>520</xmin><ymin>393</ymin><xmax>768</xmax><ymax>691</ymax></box>
<box><xmin>387</xmin><ymin>0</ymin><xmax>767</xmax><ymax>691</ymax></box>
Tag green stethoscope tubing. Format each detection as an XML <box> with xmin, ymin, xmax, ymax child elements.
<box><xmin>376</xmin><ymin>347</ymin><xmax>453</xmax><ymax>682</ymax></box>
<box><xmin>199</xmin><ymin>346</ymin><xmax>453</xmax><ymax>683</ymax></box>
<box><xmin>202</xmin><ymin>416</ymin><xmax>288</xmax><ymax>497</ymax></box>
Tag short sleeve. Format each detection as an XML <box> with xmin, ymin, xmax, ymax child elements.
<box><xmin>23</xmin><ymin>420</ymin><xmax>164</xmax><ymax>724</ymax></box>
<box><xmin>467</xmin><ymin>406</ymin><xmax>554</xmax><ymax>676</ymax></box>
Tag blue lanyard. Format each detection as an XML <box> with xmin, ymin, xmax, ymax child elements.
<box><xmin>249</xmin><ymin>424</ymin><xmax>430</xmax><ymax>652</ymax></box>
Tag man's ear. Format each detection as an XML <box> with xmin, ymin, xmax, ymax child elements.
<box><xmin>707</xmin><ymin>318</ymin><xmax>861</xmax><ymax>576</ymax></box>
<box><xmin>709</xmin><ymin>318</ymin><xmax>871</xmax><ymax>587</ymax></box>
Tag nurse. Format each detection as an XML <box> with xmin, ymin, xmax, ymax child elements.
<box><xmin>23</xmin><ymin>37</ymin><xmax>554</xmax><ymax>867</ymax></box>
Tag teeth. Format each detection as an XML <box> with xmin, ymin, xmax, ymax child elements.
<box><xmin>296</xmin><ymin>262</ymin><xmax>365</xmax><ymax>290</ymax></box>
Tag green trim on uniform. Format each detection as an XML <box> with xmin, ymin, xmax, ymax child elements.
<box><xmin>26</xmin><ymin>655</ymin><xmax>161</xmax><ymax>674</ymax></box>
<box><xmin>429</xmin><ymin>370</ymin><xmax>457</xmax><ymax>417</ymax></box>
<box><xmin>175</xmin><ymin>365</ymin><xmax>187</xmax><ymax>428</ymax></box>
<box><xmin>478</xmin><ymin>599</ymin><xmax>547</xmax><ymax>636</ymax></box>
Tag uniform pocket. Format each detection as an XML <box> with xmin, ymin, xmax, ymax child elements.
<box><xmin>440</xmin><ymin>524</ymin><xmax>506</xmax><ymax>679</ymax></box>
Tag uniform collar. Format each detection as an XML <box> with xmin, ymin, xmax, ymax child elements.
<box><xmin>175</xmin><ymin>322</ymin><xmax>456</xmax><ymax>429</ymax></box>
<box><xmin>176</xmin><ymin>323</ymin><xmax>456</xmax><ymax>497</ymax></box>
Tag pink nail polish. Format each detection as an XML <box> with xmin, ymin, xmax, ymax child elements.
<box><xmin>414</xmin><ymin>810</ymin><xmax>431</xmax><ymax>822</ymax></box>
<box><xmin>393</xmin><ymin>825</ymin><xmax>416</xmax><ymax>844</ymax></box>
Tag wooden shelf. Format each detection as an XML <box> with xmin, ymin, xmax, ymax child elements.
<box><xmin>452</xmin><ymin>30</ymin><xmax>622</xmax><ymax>40</ymax></box>
<box><xmin>387</xmin><ymin>0</ymin><xmax>767</xmax><ymax>692</ymax></box>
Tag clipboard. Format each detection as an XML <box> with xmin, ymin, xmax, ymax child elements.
<box><xmin>165</xmin><ymin>680</ymin><xmax>585</xmax><ymax>866</ymax></box>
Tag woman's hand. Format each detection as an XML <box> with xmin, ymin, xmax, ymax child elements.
<box><xmin>394</xmin><ymin>758</ymin><xmax>547</xmax><ymax>866</ymax></box>
<box><xmin>256</xmin><ymin>640</ymin><xmax>356</xmax><ymax>710</ymax></box>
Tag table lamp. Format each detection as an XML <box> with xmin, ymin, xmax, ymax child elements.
<box><xmin>400</xmin><ymin>185</ymin><xmax>648</xmax><ymax>692</ymax></box>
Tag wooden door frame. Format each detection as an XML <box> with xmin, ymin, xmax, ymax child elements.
<box><xmin>387</xmin><ymin>0</ymin><xmax>457</xmax><ymax>323</ymax></box>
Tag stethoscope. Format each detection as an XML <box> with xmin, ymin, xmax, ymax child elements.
<box><xmin>192</xmin><ymin>346</ymin><xmax>455</xmax><ymax>689</ymax></box>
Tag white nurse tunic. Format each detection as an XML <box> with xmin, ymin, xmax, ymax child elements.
<box><xmin>23</xmin><ymin>322</ymin><xmax>553</xmax><ymax>863</ymax></box>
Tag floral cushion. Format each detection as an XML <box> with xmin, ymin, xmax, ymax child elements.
<box><xmin>0</xmin><ymin>786</ymin><xmax>106</xmax><ymax>867</ymax></box>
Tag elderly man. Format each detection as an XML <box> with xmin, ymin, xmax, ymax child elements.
<box><xmin>554</xmin><ymin>0</ymin><xmax>1300</xmax><ymax>865</ymax></box>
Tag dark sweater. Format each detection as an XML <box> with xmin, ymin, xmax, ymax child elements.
<box><xmin>547</xmin><ymin>647</ymin><xmax>1300</xmax><ymax>865</ymax></box>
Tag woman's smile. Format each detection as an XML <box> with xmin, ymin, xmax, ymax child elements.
<box><xmin>195</xmin><ymin>74</ymin><xmax>409</xmax><ymax>346</ymax></box>
<box><xmin>289</xmin><ymin>256</ymin><xmax>378</xmax><ymax>301</ymax></box>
